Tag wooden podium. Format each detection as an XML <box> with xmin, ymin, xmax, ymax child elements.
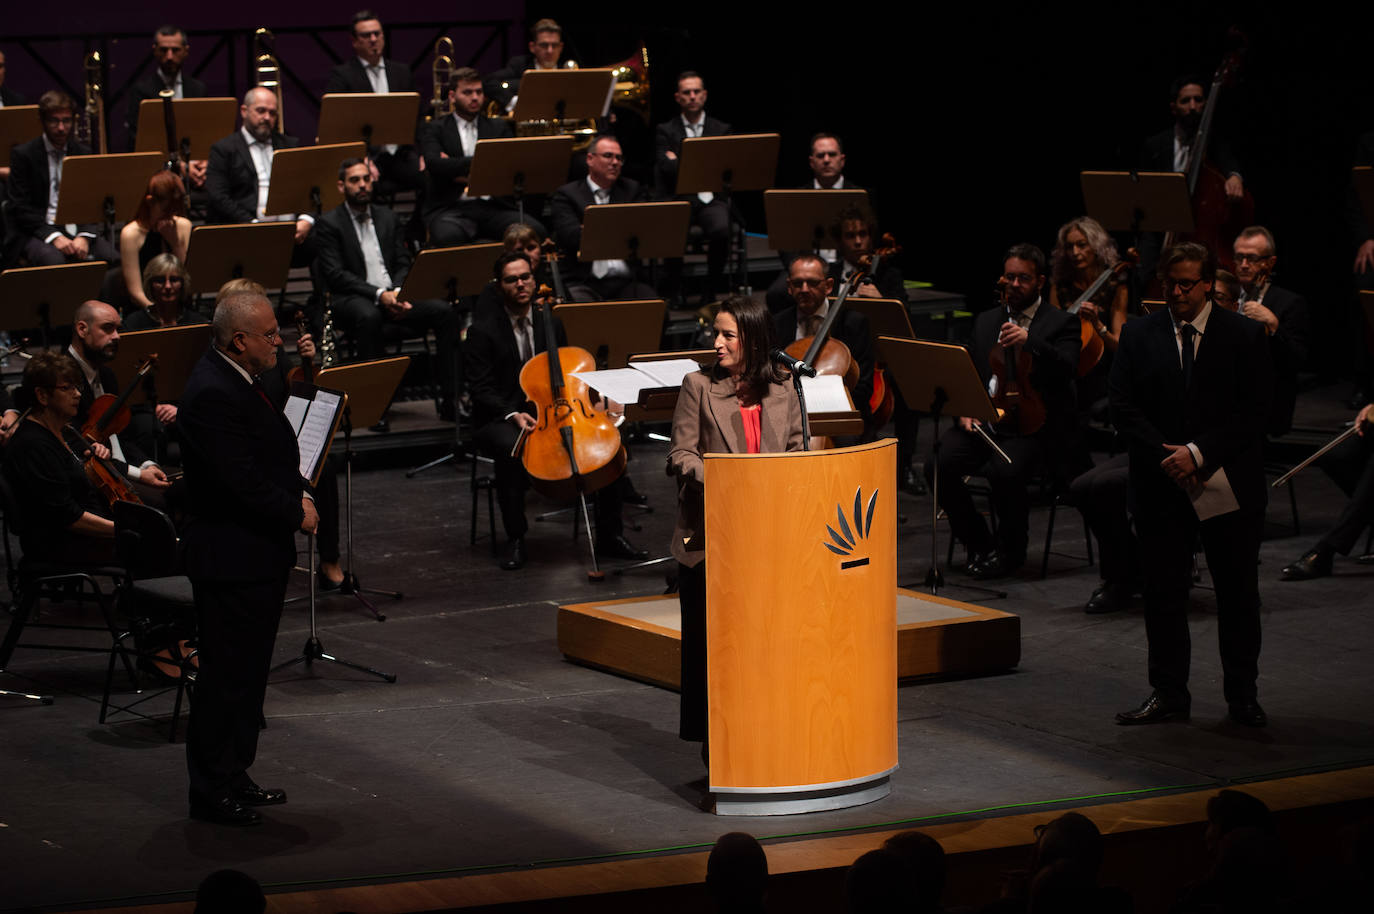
<box><xmin>704</xmin><ymin>439</ymin><xmax>897</xmax><ymax>815</ymax></box>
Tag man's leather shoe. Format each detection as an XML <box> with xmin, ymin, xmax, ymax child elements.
<box><xmin>233</xmin><ymin>783</ymin><xmax>287</xmax><ymax>806</ymax></box>
<box><xmin>970</xmin><ymin>551</ymin><xmax>1022</xmax><ymax>580</ymax></box>
<box><xmin>369</xmin><ymin>417</ymin><xmax>390</xmax><ymax>434</ymax></box>
<box><xmin>1228</xmin><ymin>700</ymin><xmax>1268</xmax><ymax>727</ymax></box>
<box><xmin>190</xmin><ymin>795</ymin><xmax>262</xmax><ymax>826</ymax></box>
<box><xmin>1085</xmin><ymin>582</ymin><xmax>1126</xmax><ymax>614</ymax></box>
<box><xmin>1280</xmin><ymin>549</ymin><xmax>1332</xmax><ymax>581</ymax></box>
<box><xmin>1115</xmin><ymin>692</ymin><xmax>1190</xmax><ymax>725</ymax></box>
<box><xmin>901</xmin><ymin>467</ymin><xmax>928</xmax><ymax>496</ymax></box>
<box><xmin>500</xmin><ymin>538</ymin><xmax>526</xmax><ymax>571</ymax></box>
<box><xmin>598</xmin><ymin>535</ymin><xmax>648</xmax><ymax>561</ymax></box>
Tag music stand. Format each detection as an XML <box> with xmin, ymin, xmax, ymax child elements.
<box><xmin>512</xmin><ymin>68</ymin><xmax>615</xmax><ymax>124</ymax></box>
<box><xmin>578</xmin><ymin>201</ymin><xmax>691</xmax><ymax>264</ymax></box>
<box><xmin>763</xmin><ymin>189</ymin><xmax>873</xmax><ymax>253</ymax></box>
<box><xmin>272</xmin><ymin>380</ymin><xmax>396</xmax><ymax>684</ymax></box>
<box><xmin>676</xmin><ymin>133</ymin><xmax>780</xmax><ymax>290</ymax></box>
<box><xmin>55</xmin><ymin>152</ymin><xmax>164</xmax><ymax>232</ymax></box>
<box><xmin>1080</xmin><ymin>170</ymin><xmax>1194</xmax><ymax>235</ymax></box>
<box><xmin>0</xmin><ymin>106</ymin><xmax>39</xmax><ymax>170</ymax></box>
<box><xmin>110</xmin><ymin>324</ymin><xmax>210</xmax><ymax>402</ymax></box>
<box><xmin>310</xmin><ymin>357</ymin><xmax>411</xmax><ymax>618</ymax></box>
<box><xmin>264</xmin><ymin>142</ymin><xmax>367</xmax><ymax>218</ymax></box>
<box><xmin>845</xmin><ymin>296</ymin><xmax>915</xmax><ymax>342</ymax></box>
<box><xmin>184</xmin><ymin>223</ymin><xmax>297</xmax><ymax>299</ymax></box>
<box><xmin>399</xmin><ymin>243</ymin><xmax>503</xmax><ymax>478</ymax></box>
<box><xmin>467</xmin><ymin>135</ymin><xmax>576</xmax><ymax>226</ymax></box>
<box><xmin>134</xmin><ymin>97</ymin><xmax>237</xmax><ymax>161</ymax></box>
<box><xmin>878</xmin><ymin>337</ymin><xmax>1010</xmax><ymax>599</ymax></box>
<box><xmin>317</xmin><ymin>92</ymin><xmax>421</xmax><ymax>148</ymax></box>
<box><xmin>553</xmin><ymin>299</ymin><xmax>666</xmax><ymax>371</ymax></box>
<box><xmin>0</xmin><ymin>262</ymin><xmax>106</xmax><ymax>342</ymax></box>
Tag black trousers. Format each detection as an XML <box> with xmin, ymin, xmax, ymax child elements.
<box><xmin>426</xmin><ymin>201</ymin><xmax>545</xmax><ymax>247</ymax></box>
<box><xmin>1069</xmin><ymin>454</ymin><xmax>1137</xmax><ymax>585</ymax></box>
<box><xmin>330</xmin><ymin>295</ymin><xmax>458</xmax><ymax>398</ymax></box>
<box><xmin>926</xmin><ymin>424</ymin><xmax>1043</xmax><ymax>561</ymax></box>
<box><xmin>677</xmin><ymin>560</ymin><xmax>707</xmax><ymax>742</ymax></box>
<box><xmin>1137</xmin><ymin>504</ymin><xmax>1263</xmax><ymax>706</ymax></box>
<box><xmin>186</xmin><ymin>570</ymin><xmax>290</xmax><ymax>801</ymax></box>
<box><xmin>1316</xmin><ymin>431</ymin><xmax>1374</xmax><ymax>555</ymax></box>
<box><xmin>661</xmin><ymin>197</ymin><xmax>731</xmax><ymax>300</ymax></box>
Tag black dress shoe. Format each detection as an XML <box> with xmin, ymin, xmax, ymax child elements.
<box><xmin>500</xmin><ymin>538</ymin><xmax>526</xmax><ymax>571</ymax></box>
<box><xmin>317</xmin><ymin>571</ymin><xmax>344</xmax><ymax>592</ymax></box>
<box><xmin>233</xmin><ymin>783</ymin><xmax>287</xmax><ymax>806</ymax></box>
<box><xmin>1115</xmin><ymin>692</ymin><xmax>1190</xmax><ymax>725</ymax></box>
<box><xmin>900</xmin><ymin>467</ymin><xmax>928</xmax><ymax>496</ymax></box>
<box><xmin>970</xmin><ymin>551</ymin><xmax>1022</xmax><ymax>580</ymax></box>
<box><xmin>1228</xmin><ymin>700</ymin><xmax>1268</xmax><ymax>727</ymax></box>
<box><xmin>1280</xmin><ymin>549</ymin><xmax>1332</xmax><ymax>581</ymax></box>
<box><xmin>369</xmin><ymin>417</ymin><xmax>390</xmax><ymax>434</ymax></box>
<box><xmin>1085</xmin><ymin>582</ymin><xmax>1126</xmax><ymax>614</ymax></box>
<box><xmin>190</xmin><ymin>795</ymin><xmax>262</xmax><ymax>826</ymax></box>
<box><xmin>598</xmin><ymin>534</ymin><xmax>648</xmax><ymax>560</ymax></box>
<box><xmin>961</xmin><ymin>551</ymin><xmax>992</xmax><ymax>575</ymax></box>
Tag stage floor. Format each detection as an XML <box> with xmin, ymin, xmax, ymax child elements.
<box><xmin>3</xmin><ymin>388</ymin><xmax>1373</xmax><ymax>912</ymax></box>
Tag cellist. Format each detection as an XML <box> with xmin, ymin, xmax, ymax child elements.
<box><xmin>465</xmin><ymin>251</ymin><xmax>645</xmax><ymax>571</ymax></box>
<box><xmin>926</xmin><ymin>244</ymin><xmax>1079</xmax><ymax>580</ymax></box>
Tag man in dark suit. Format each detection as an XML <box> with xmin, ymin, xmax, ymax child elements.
<box><xmin>482</xmin><ymin>18</ymin><xmax>568</xmax><ymax>116</ymax></box>
<box><xmin>655</xmin><ymin>71</ymin><xmax>732</xmax><ymax>302</ymax></box>
<box><xmin>549</xmin><ymin>134</ymin><xmax>657</xmax><ymax>302</ymax></box>
<box><xmin>419</xmin><ymin>67</ymin><xmax>544</xmax><ymax>247</ymax></box>
<box><xmin>178</xmin><ymin>289</ymin><xmax>317</xmax><ymax>825</ymax></box>
<box><xmin>0</xmin><ymin>50</ymin><xmax>24</xmax><ymax>108</ymax></box>
<box><xmin>6</xmin><ymin>91</ymin><xmax>119</xmax><ymax>267</ymax></box>
<box><xmin>925</xmin><ymin>244</ymin><xmax>1080</xmax><ymax>579</ymax></box>
<box><xmin>123</xmin><ymin>25</ymin><xmax>207</xmax><ymax>163</ymax></box>
<box><xmin>316</xmin><ymin>157</ymin><xmax>456</xmax><ymax>417</ymax></box>
<box><xmin>1229</xmin><ymin>226</ymin><xmax>1310</xmax><ymax>436</ymax></box>
<box><xmin>1110</xmin><ymin>242</ymin><xmax>1273</xmax><ymax>728</ymax></box>
<box><xmin>466</xmin><ymin>251</ymin><xmax>643</xmax><ymax>570</ymax></box>
<box><xmin>322</xmin><ymin>11</ymin><xmax>421</xmax><ymax>194</ymax></box>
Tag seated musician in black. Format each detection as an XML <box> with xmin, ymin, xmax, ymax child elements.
<box><xmin>465</xmin><ymin>251</ymin><xmax>644</xmax><ymax>570</ymax></box>
<box><xmin>472</xmin><ymin>222</ymin><xmax>548</xmax><ymax>324</ymax></box>
<box><xmin>925</xmin><ymin>244</ymin><xmax>1080</xmax><ymax>580</ymax></box>
<box><xmin>3</xmin><ymin>351</ymin><xmax>115</xmax><ymax>565</ymax></box>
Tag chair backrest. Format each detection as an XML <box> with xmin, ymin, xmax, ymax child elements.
<box><xmin>112</xmin><ymin>501</ymin><xmax>181</xmax><ymax>580</ymax></box>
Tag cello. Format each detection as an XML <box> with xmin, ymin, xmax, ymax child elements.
<box><xmin>517</xmin><ymin>243</ymin><xmax>627</xmax><ymax>580</ymax></box>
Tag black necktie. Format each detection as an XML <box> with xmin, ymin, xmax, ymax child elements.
<box><xmin>1180</xmin><ymin>324</ymin><xmax>1196</xmax><ymax>388</ymax></box>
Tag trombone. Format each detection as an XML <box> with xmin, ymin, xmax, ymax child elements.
<box><xmin>254</xmin><ymin>27</ymin><xmax>284</xmax><ymax>134</ymax></box>
<box><xmin>429</xmin><ymin>37</ymin><xmax>455</xmax><ymax>121</ymax></box>
<box><xmin>75</xmin><ymin>51</ymin><xmax>107</xmax><ymax>154</ymax></box>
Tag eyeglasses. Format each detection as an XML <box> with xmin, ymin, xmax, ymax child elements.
<box><xmin>500</xmin><ymin>272</ymin><xmax>534</xmax><ymax>285</ymax></box>
<box><xmin>44</xmin><ymin>383</ymin><xmax>79</xmax><ymax>393</ymax></box>
<box><xmin>239</xmin><ymin>327</ymin><xmax>282</xmax><ymax>344</ymax></box>
<box><xmin>1168</xmin><ymin>278</ymin><xmax>1205</xmax><ymax>293</ymax></box>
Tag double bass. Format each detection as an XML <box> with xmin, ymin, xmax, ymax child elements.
<box><xmin>517</xmin><ymin>243</ymin><xmax>627</xmax><ymax>580</ymax></box>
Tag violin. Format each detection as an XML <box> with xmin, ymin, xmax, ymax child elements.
<box><xmin>854</xmin><ymin>233</ymin><xmax>903</xmax><ymax>426</ymax></box>
<box><xmin>986</xmin><ymin>279</ymin><xmax>1047</xmax><ymax>437</ymax></box>
<box><xmin>517</xmin><ymin>244</ymin><xmax>627</xmax><ymax>567</ymax></box>
<box><xmin>82</xmin><ymin>355</ymin><xmax>158</xmax><ymax>443</ymax></box>
<box><xmin>1065</xmin><ymin>249</ymin><xmax>1138</xmax><ymax>377</ymax></box>
<box><xmin>62</xmin><ymin>425</ymin><xmax>143</xmax><ymax>507</ymax></box>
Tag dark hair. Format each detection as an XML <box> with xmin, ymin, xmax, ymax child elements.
<box><xmin>451</xmin><ymin>66</ymin><xmax>481</xmax><ymax>86</ymax></box>
<box><xmin>530</xmin><ymin>18</ymin><xmax>562</xmax><ymax>39</ymax></box>
<box><xmin>16</xmin><ymin>351</ymin><xmax>82</xmax><ymax>413</ymax></box>
<box><xmin>1004</xmin><ymin>242</ymin><xmax>1046</xmax><ymax>277</ymax></box>
<box><xmin>1169</xmin><ymin>74</ymin><xmax>1206</xmax><ymax>102</ymax></box>
<box><xmin>846</xmin><ymin>848</ymin><xmax>913</xmax><ymax>914</ymax></box>
<box><xmin>677</xmin><ymin>70</ymin><xmax>703</xmax><ymax>87</ymax></box>
<box><xmin>1158</xmin><ymin>241</ymin><xmax>1216</xmax><ymax>281</ymax></box>
<box><xmin>882</xmin><ymin>830</ymin><xmax>946</xmax><ymax>912</ymax></box>
<box><xmin>134</xmin><ymin>170</ymin><xmax>188</xmax><ymax>227</ymax></box>
<box><xmin>716</xmin><ymin>295</ymin><xmax>783</xmax><ymax>395</ymax></box>
<box><xmin>38</xmin><ymin>90</ymin><xmax>77</xmax><ymax>120</ymax></box>
<box><xmin>1207</xmin><ymin>789</ymin><xmax>1272</xmax><ymax>837</ymax></box>
<box><xmin>337</xmin><ymin>156</ymin><xmax>367</xmax><ymax>180</ymax></box>
<box><xmin>832</xmin><ymin>205</ymin><xmax>875</xmax><ymax>238</ymax></box>
<box><xmin>705</xmin><ymin>832</ymin><xmax>767</xmax><ymax>907</ymax></box>
<box><xmin>351</xmin><ymin>10</ymin><xmax>381</xmax><ymax>32</ymax></box>
<box><xmin>493</xmin><ymin>250</ymin><xmax>533</xmax><ymax>281</ymax></box>
<box><xmin>587</xmin><ymin>134</ymin><xmax>619</xmax><ymax>157</ymax></box>
<box><xmin>810</xmin><ymin>132</ymin><xmax>843</xmax><ymax>154</ymax></box>
<box><xmin>194</xmin><ymin>869</ymin><xmax>266</xmax><ymax>914</ymax></box>
<box><xmin>154</xmin><ymin>24</ymin><xmax>187</xmax><ymax>43</ymax></box>
<box><xmin>1032</xmin><ymin>812</ymin><xmax>1104</xmax><ymax>878</ymax></box>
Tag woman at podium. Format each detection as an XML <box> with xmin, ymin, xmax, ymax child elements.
<box><xmin>118</xmin><ymin>171</ymin><xmax>192</xmax><ymax>313</ymax></box>
<box><xmin>667</xmin><ymin>296</ymin><xmax>804</xmax><ymax>748</ymax></box>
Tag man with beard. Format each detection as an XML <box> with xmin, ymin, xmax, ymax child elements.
<box><xmin>124</xmin><ymin>24</ymin><xmax>208</xmax><ymax>192</ymax></box>
<box><xmin>315</xmin><ymin>157</ymin><xmax>456</xmax><ymax>418</ymax></box>
<box><xmin>205</xmin><ymin>88</ymin><xmax>314</xmax><ymax>262</ymax></box>
<box><xmin>1230</xmin><ymin>226</ymin><xmax>1310</xmax><ymax>436</ymax></box>
<box><xmin>925</xmin><ymin>244</ymin><xmax>1079</xmax><ymax>579</ymax></box>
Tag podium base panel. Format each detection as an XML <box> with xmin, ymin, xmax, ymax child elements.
<box><xmin>713</xmin><ymin>774</ymin><xmax>892</xmax><ymax>816</ymax></box>
<box><xmin>558</xmin><ymin>589</ymin><xmax>1019</xmax><ymax>690</ymax></box>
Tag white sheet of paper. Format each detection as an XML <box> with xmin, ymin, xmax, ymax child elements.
<box><xmin>287</xmin><ymin>390</ymin><xmax>342</xmax><ymax>481</ymax></box>
<box><xmin>1191</xmin><ymin>467</ymin><xmax>1240</xmax><ymax>521</ymax></box>
<box><xmin>800</xmin><ymin>373</ymin><xmax>852</xmax><ymax>414</ymax></box>
<box><xmin>571</xmin><ymin>367</ymin><xmax>651</xmax><ymax>405</ymax></box>
<box><xmin>631</xmin><ymin>358</ymin><xmax>702</xmax><ymax>388</ymax></box>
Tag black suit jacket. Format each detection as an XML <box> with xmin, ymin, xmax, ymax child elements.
<box><xmin>653</xmin><ymin>114</ymin><xmax>732</xmax><ymax>199</ymax></box>
<box><xmin>123</xmin><ymin>72</ymin><xmax>208</xmax><ymax>150</ymax></box>
<box><xmin>549</xmin><ymin>177</ymin><xmax>648</xmax><ymax>284</ymax></box>
<box><xmin>205</xmin><ymin>129</ymin><xmax>302</xmax><ymax>224</ymax></box>
<box><xmin>7</xmin><ymin>135</ymin><xmax>100</xmax><ymax>240</ymax></box>
<box><xmin>465</xmin><ymin>307</ymin><xmax>567</xmax><ymax>429</ymax></box>
<box><xmin>178</xmin><ymin>349</ymin><xmax>305</xmax><ymax>582</ymax></box>
<box><xmin>1252</xmin><ymin>285</ymin><xmax>1309</xmax><ymax>436</ymax></box>
<box><xmin>772</xmin><ymin>305</ymin><xmax>877</xmax><ymax>425</ymax></box>
<box><xmin>482</xmin><ymin>54</ymin><xmax>546</xmax><ymax>114</ymax></box>
<box><xmin>315</xmin><ymin>203</ymin><xmax>412</xmax><ymax>301</ymax></box>
<box><xmin>1</xmin><ymin>87</ymin><xmax>27</xmax><ymax>106</ymax></box>
<box><xmin>968</xmin><ymin>302</ymin><xmax>1080</xmax><ymax>439</ymax></box>
<box><xmin>419</xmin><ymin>113</ymin><xmax>515</xmax><ymax>215</ymax></box>
<box><xmin>324</xmin><ymin>57</ymin><xmax>415</xmax><ymax>94</ymax></box>
<box><xmin>1109</xmin><ymin>305</ymin><xmax>1272</xmax><ymax>517</ymax></box>
<box><xmin>1139</xmin><ymin>126</ymin><xmax>1241</xmax><ymax>178</ymax></box>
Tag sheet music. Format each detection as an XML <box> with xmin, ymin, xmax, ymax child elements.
<box><xmin>800</xmin><ymin>373</ymin><xmax>852</xmax><ymax>414</ymax></box>
<box><xmin>632</xmin><ymin>358</ymin><xmax>701</xmax><ymax>388</ymax></box>
<box><xmin>572</xmin><ymin>359</ymin><xmax>703</xmax><ymax>404</ymax></box>
<box><xmin>286</xmin><ymin>389</ymin><xmax>342</xmax><ymax>482</ymax></box>
<box><xmin>1190</xmin><ymin>467</ymin><xmax>1240</xmax><ymax>521</ymax></box>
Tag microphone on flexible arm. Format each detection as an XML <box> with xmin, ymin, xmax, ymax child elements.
<box><xmin>771</xmin><ymin>348</ymin><xmax>816</xmax><ymax>378</ymax></box>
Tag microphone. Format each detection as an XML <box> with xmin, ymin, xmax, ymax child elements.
<box><xmin>771</xmin><ymin>348</ymin><xmax>816</xmax><ymax>378</ymax></box>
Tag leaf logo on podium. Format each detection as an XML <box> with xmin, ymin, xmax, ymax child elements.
<box><xmin>823</xmin><ymin>487</ymin><xmax>878</xmax><ymax>570</ymax></box>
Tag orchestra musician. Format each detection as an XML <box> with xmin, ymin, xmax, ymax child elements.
<box><xmin>179</xmin><ymin>286</ymin><xmax>317</xmax><ymax>825</ymax></box>
<box><xmin>925</xmin><ymin>244</ymin><xmax>1079</xmax><ymax>580</ymax></box>
<box><xmin>482</xmin><ymin>18</ymin><xmax>569</xmax><ymax>116</ymax></box>
<box><xmin>117</xmin><ymin>171</ymin><xmax>192</xmax><ymax>312</ymax></box>
<box><xmin>472</xmin><ymin>222</ymin><xmax>548</xmax><ymax>322</ymax></box>
<box><xmin>1048</xmin><ymin>217</ymin><xmax>1130</xmax><ymax>365</ymax></box>
<box><xmin>1110</xmin><ymin>242</ymin><xmax>1272</xmax><ymax>728</ymax></box>
<box><xmin>1279</xmin><ymin>402</ymin><xmax>1374</xmax><ymax>581</ymax></box>
<box><xmin>667</xmin><ymin>295</ymin><xmax>804</xmax><ymax>747</ymax></box>
<box><xmin>1231</xmin><ymin>226</ymin><xmax>1310</xmax><ymax>436</ymax></box>
<box><xmin>465</xmin><ymin>251</ymin><xmax>644</xmax><ymax>571</ymax></box>
<box><xmin>123</xmin><ymin>24</ymin><xmax>208</xmax><ymax>189</ymax></box>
